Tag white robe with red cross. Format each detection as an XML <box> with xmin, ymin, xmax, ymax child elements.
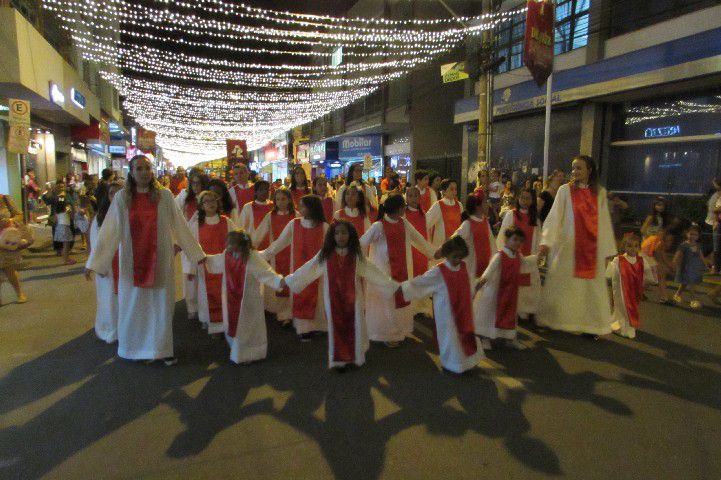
<box><xmin>606</xmin><ymin>253</ymin><xmax>656</xmax><ymax>339</ymax></box>
<box><xmin>90</xmin><ymin>217</ymin><xmax>119</xmax><ymax>344</ymax></box>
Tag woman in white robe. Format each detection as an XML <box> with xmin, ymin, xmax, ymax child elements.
<box><xmin>85</xmin><ymin>155</ymin><xmax>205</xmax><ymax>364</ymax></box>
<box><xmin>205</xmin><ymin>243</ymin><xmax>283</xmax><ymax>364</ymax></box>
<box><xmin>334</xmin><ymin>163</ymin><xmax>379</xmax><ymax>216</ymax></box>
<box><xmin>285</xmin><ymin>221</ymin><xmax>399</xmax><ymax>369</ymax></box>
<box><xmin>425</xmin><ymin>180</ymin><xmax>463</xmax><ymax>247</ymax></box>
<box><xmin>359</xmin><ymin>195</ymin><xmax>437</xmax><ymax>344</ymax></box>
<box><xmin>537</xmin><ymin>156</ymin><xmax>618</xmax><ymax>336</ymax></box>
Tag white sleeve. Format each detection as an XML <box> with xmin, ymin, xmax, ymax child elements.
<box><xmin>248</xmin><ymin>251</ymin><xmax>283</xmax><ymax>290</ymax></box>
<box><xmin>359</xmin><ymin>221</ymin><xmax>382</xmax><ymax>250</ymax></box>
<box><xmin>540</xmin><ymin>185</ymin><xmax>567</xmax><ymax>249</ymax></box>
<box><xmin>170</xmin><ymin>192</ymin><xmax>206</xmax><ymax>264</ymax></box>
<box><xmin>262</xmin><ymin>220</ymin><xmax>293</xmax><ymax>258</ymax></box>
<box><xmin>284</xmin><ymin>253</ymin><xmax>324</xmax><ymax>293</ymax></box>
<box><xmin>520</xmin><ymin>254</ymin><xmax>539</xmax><ymax>274</ymax></box>
<box><xmin>358</xmin><ymin>257</ymin><xmax>399</xmax><ymax>291</ymax></box>
<box><xmin>401</xmin><ymin>267</ymin><xmax>440</xmax><ymax>301</ymax></box>
<box><xmin>238</xmin><ymin>203</ymin><xmax>253</xmax><ymax>231</ymax></box>
<box><xmin>481</xmin><ymin>253</ymin><xmax>502</xmax><ymax>283</ymax></box>
<box><xmin>365</xmin><ymin>184</ymin><xmax>378</xmax><ymax>209</ymax></box>
<box><xmin>405</xmin><ymin>218</ymin><xmax>436</xmax><ymax>259</ymax></box>
<box><xmin>605</xmin><ymin>257</ymin><xmax>618</xmax><ymax>280</ymax></box>
<box><xmin>205</xmin><ymin>253</ymin><xmax>225</xmax><ymax>275</ymax></box>
<box><xmin>85</xmin><ymin>195</ymin><xmax>122</xmax><ymax>275</ymax></box>
<box><xmin>425</xmin><ymin>202</ymin><xmax>442</xmax><ymax>234</ymax></box>
<box><xmin>642</xmin><ymin>255</ymin><xmax>658</xmax><ymax>285</ymax></box>
<box><xmin>252</xmin><ymin>213</ymin><xmax>271</xmax><ymax>247</ymax></box>
<box><xmin>496</xmin><ymin>212</ymin><xmax>514</xmax><ymax>251</ymax></box>
<box><xmin>334</xmin><ymin>185</ymin><xmax>346</xmax><ymax>210</ymax></box>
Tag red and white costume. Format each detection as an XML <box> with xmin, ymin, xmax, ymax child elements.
<box><xmin>474</xmin><ymin>248</ymin><xmax>538</xmax><ymax>340</ymax></box>
<box><xmin>426</xmin><ymin>198</ymin><xmax>463</xmax><ymax>247</ymax></box>
<box><xmin>453</xmin><ymin>215</ymin><xmax>496</xmax><ymax>279</ymax></box>
<box><xmin>606</xmin><ymin>253</ymin><xmax>656</xmax><ymax>339</ymax></box>
<box><xmin>320</xmin><ymin>196</ymin><xmax>335</xmax><ymax>224</ymax></box>
<box><xmin>417</xmin><ymin>186</ymin><xmax>438</xmax><ymax>214</ymax></box>
<box><xmin>537</xmin><ymin>184</ymin><xmax>618</xmax><ymax>334</ymax></box>
<box><xmin>262</xmin><ymin>218</ymin><xmax>329</xmax><ymax>334</ymax></box>
<box><xmin>333</xmin><ymin>207</ymin><xmax>371</xmax><ymax>237</ymax></box>
<box><xmin>229</xmin><ymin>182</ymin><xmax>255</xmax><ymax>212</ymax></box>
<box><xmin>496</xmin><ymin>208</ymin><xmax>541</xmax><ymax>317</ymax></box>
<box><xmin>290</xmin><ymin>187</ymin><xmax>310</xmax><ymax>208</ymax></box>
<box><xmin>90</xmin><ymin>217</ymin><xmax>119</xmax><ymax>344</ymax></box>
<box><xmin>254</xmin><ymin>210</ymin><xmax>297</xmax><ymax>320</ymax></box>
<box><xmin>359</xmin><ymin>215</ymin><xmax>436</xmax><ymax>342</ymax></box>
<box><xmin>334</xmin><ymin>182</ymin><xmax>379</xmax><ymax>220</ymax></box>
<box><xmin>184</xmin><ymin>214</ymin><xmax>237</xmax><ymax>334</ymax></box>
<box><xmin>238</xmin><ymin>200</ymin><xmax>273</xmax><ymax>249</ymax></box>
<box><xmin>404</xmin><ymin>205</ymin><xmax>433</xmax><ymax>316</ymax></box>
<box><xmin>86</xmin><ymin>189</ymin><xmax>205</xmax><ymax>360</ymax></box>
<box><xmin>285</xmin><ymin>250</ymin><xmax>399</xmax><ymax>368</ymax></box>
<box><xmin>402</xmin><ymin>260</ymin><xmax>484</xmax><ymax>373</ymax></box>
<box><xmin>205</xmin><ymin>250</ymin><xmax>283</xmax><ymax>363</ymax></box>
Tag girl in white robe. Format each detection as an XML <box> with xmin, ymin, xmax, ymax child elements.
<box><xmin>537</xmin><ymin>156</ymin><xmax>618</xmax><ymax>336</ymax></box>
<box><xmin>176</xmin><ymin>172</ymin><xmax>208</xmax><ymax>321</ymax></box>
<box><xmin>262</xmin><ymin>195</ymin><xmax>329</xmax><ymax>340</ymax></box>
<box><xmin>359</xmin><ymin>194</ymin><xmax>437</xmax><ymax>346</ymax></box>
<box><xmin>205</xmin><ymin>230</ymin><xmax>283</xmax><ymax>364</ymax></box>
<box><xmin>401</xmin><ymin>236</ymin><xmax>484</xmax><ymax>374</ymax></box>
<box><xmin>85</xmin><ymin>155</ymin><xmax>205</xmax><ymax>365</ymax></box>
<box><xmin>425</xmin><ymin>179</ymin><xmax>463</xmax><ymax>247</ymax></box>
<box><xmin>452</xmin><ymin>193</ymin><xmax>496</xmax><ymax>280</ymax></box>
<box><xmin>333</xmin><ymin>185</ymin><xmax>371</xmax><ymax>237</ymax></box>
<box><xmin>184</xmin><ymin>190</ymin><xmax>237</xmax><ymax>334</ymax></box>
<box><xmin>236</xmin><ymin>180</ymin><xmax>273</xmax><ymax>241</ymax></box>
<box><xmin>90</xmin><ymin>181</ymin><xmax>124</xmax><ymax>344</ymax></box>
<box><xmin>475</xmin><ymin>226</ymin><xmax>539</xmax><ymax>350</ymax></box>
<box><xmin>403</xmin><ymin>186</ymin><xmax>433</xmax><ymax>317</ymax></box>
<box><xmin>606</xmin><ymin>233</ymin><xmax>657</xmax><ymax>339</ymax></box>
<box><xmin>284</xmin><ymin>221</ymin><xmax>399</xmax><ymax>370</ymax></box>
<box><xmin>253</xmin><ymin>189</ymin><xmax>297</xmax><ymax>324</ymax></box>
<box><xmin>228</xmin><ymin>163</ymin><xmax>255</xmax><ymax>212</ymax></box>
<box><xmin>495</xmin><ymin>188</ymin><xmax>541</xmax><ymax>318</ymax></box>
<box><xmin>334</xmin><ymin>163</ymin><xmax>379</xmax><ymax>219</ymax></box>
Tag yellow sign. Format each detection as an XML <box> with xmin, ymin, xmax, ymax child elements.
<box><xmin>7</xmin><ymin>124</ymin><xmax>31</xmax><ymax>154</ymax></box>
<box><xmin>9</xmin><ymin>99</ymin><xmax>31</xmax><ymax>125</ymax></box>
<box><xmin>441</xmin><ymin>62</ymin><xmax>469</xmax><ymax>83</ymax></box>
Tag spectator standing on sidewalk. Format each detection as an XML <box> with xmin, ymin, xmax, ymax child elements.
<box><xmin>0</xmin><ymin>194</ymin><xmax>28</xmax><ymax>305</ymax></box>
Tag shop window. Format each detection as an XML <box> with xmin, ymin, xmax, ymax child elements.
<box><xmin>609</xmin><ymin>0</ymin><xmax>719</xmax><ymax>37</ymax></box>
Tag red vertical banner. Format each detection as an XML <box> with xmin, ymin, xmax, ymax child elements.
<box><xmin>524</xmin><ymin>0</ymin><xmax>555</xmax><ymax>86</ymax></box>
<box><xmin>226</xmin><ymin>139</ymin><xmax>248</xmax><ymax>166</ymax></box>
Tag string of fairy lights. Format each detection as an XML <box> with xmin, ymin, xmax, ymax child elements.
<box><xmin>41</xmin><ymin>0</ymin><xmax>527</xmax><ymax>165</ymax></box>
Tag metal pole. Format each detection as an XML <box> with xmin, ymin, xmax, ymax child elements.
<box><xmin>542</xmin><ymin>72</ymin><xmax>553</xmax><ymax>182</ymax></box>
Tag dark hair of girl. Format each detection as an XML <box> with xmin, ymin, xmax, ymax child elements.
<box><xmin>97</xmin><ymin>180</ymin><xmax>124</xmax><ymax>227</ymax></box>
<box><xmin>208</xmin><ymin>178</ymin><xmax>234</xmax><ymax>215</ymax></box>
<box><xmin>387</xmin><ymin>173</ymin><xmax>401</xmax><ymax>192</ymax></box>
<box><xmin>341</xmin><ymin>185</ymin><xmax>367</xmax><ymax>216</ymax></box>
<box><xmin>439</xmin><ymin>179</ymin><xmax>456</xmax><ymax>196</ymax></box>
<box><xmin>197</xmin><ymin>190</ymin><xmax>222</xmax><ymax>225</ymax></box>
<box><xmin>428</xmin><ymin>172</ymin><xmax>441</xmax><ymax>186</ymax></box>
<box><xmin>345</xmin><ymin>163</ymin><xmax>363</xmax><ymax>186</ymax></box>
<box><xmin>440</xmin><ymin>236</ymin><xmax>469</xmax><ymax>259</ymax></box>
<box><xmin>516</xmin><ymin>188</ymin><xmax>538</xmax><ymax>225</ymax></box>
<box><xmin>415</xmin><ymin>169</ymin><xmax>430</xmax><ymax>182</ymax></box>
<box><xmin>312</xmin><ymin>176</ymin><xmax>327</xmax><ymax>195</ymax></box>
<box><xmin>254</xmin><ymin>180</ymin><xmax>270</xmax><ymax>200</ymax></box>
<box><xmin>290</xmin><ymin>166</ymin><xmax>308</xmax><ymax>191</ymax></box>
<box><xmin>504</xmin><ymin>225</ymin><xmax>526</xmax><ymax>240</ymax></box>
<box><xmin>226</xmin><ymin>229</ymin><xmax>253</xmax><ymax>262</ymax></box>
<box><xmin>648</xmin><ymin>197</ymin><xmax>670</xmax><ymax>228</ymax></box>
<box><xmin>272</xmin><ymin>188</ymin><xmax>295</xmax><ymax>215</ymax></box>
<box><xmin>125</xmin><ymin>155</ymin><xmax>162</xmax><ymax>204</ymax></box>
<box><xmin>318</xmin><ymin>220</ymin><xmax>363</xmax><ymax>264</ymax></box>
<box><xmin>185</xmin><ymin>172</ymin><xmax>209</xmax><ymax>206</ymax></box>
<box><xmin>461</xmin><ymin>194</ymin><xmax>484</xmax><ymax>222</ymax></box>
<box><xmin>573</xmin><ymin>155</ymin><xmax>599</xmax><ymax>193</ymax></box>
<box><xmin>300</xmin><ymin>195</ymin><xmax>327</xmax><ymax>224</ymax></box>
<box><xmin>376</xmin><ymin>192</ymin><xmax>405</xmax><ymax>221</ymax></box>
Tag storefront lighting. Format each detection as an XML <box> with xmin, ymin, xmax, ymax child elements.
<box><xmin>70</xmin><ymin>88</ymin><xmax>86</xmax><ymax>109</ymax></box>
<box><xmin>49</xmin><ymin>83</ymin><xmax>65</xmax><ymax>105</ymax></box>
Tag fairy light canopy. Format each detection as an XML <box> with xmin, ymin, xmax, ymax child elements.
<box><xmin>42</xmin><ymin>0</ymin><xmax>525</xmax><ymax>167</ymax></box>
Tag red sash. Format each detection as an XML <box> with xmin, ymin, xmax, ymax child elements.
<box><xmin>233</xmin><ymin>184</ymin><xmax>255</xmax><ymax>209</ymax></box>
<box><xmin>199</xmin><ymin>216</ymin><xmax>228</xmax><ymax>325</ymax></box>
<box><xmin>224</xmin><ymin>252</ymin><xmax>247</xmax><ymax>337</ymax></box>
<box><xmin>184</xmin><ymin>197</ymin><xmax>197</xmax><ymax>221</ymax></box>
<box><xmin>513</xmin><ymin>210</ymin><xmax>535</xmax><ymax>286</ymax></box>
<box><xmin>338</xmin><ymin>209</ymin><xmax>367</xmax><ymax>237</ymax></box>
<box><xmin>619</xmin><ymin>255</ymin><xmax>644</xmax><ymax>328</ymax></box>
<box><xmin>438</xmin><ymin>262</ymin><xmax>477</xmax><ymax>356</ymax></box>
<box><xmin>469</xmin><ymin>217</ymin><xmax>492</xmax><ymax>277</ymax></box>
<box><xmin>405</xmin><ymin>207</ymin><xmax>428</xmax><ymax>277</ymax></box>
<box><xmin>290</xmin><ymin>188</ymin><xmax>308</xmax><ymax>208</ymax></box>
<box><xmin>128</xmin><ymin>192</ymin><xmax>158</xmax><ymax>288</ymax></box>
<box><xmin>439</xmin><ymin>201</ymin><xmax>462</xmax><ymax>239</ymax></box>
<box><xmin>496</xmin><ymin>251</ymin><xmax>521</xmax><ymax>330</ymax></box>
<box><xmin>419</xmin><ymin>188</ymin><xmax>433</xmax><ymax>213</ymax></box>
<box><xmin>112</xmin><ymin>251</ymin><xmax>119</xmax><ymax>295</ymax></box>
<box><xmin>382</xmin><ymin>218</ymin><xmax>410</xmax><ymax>308</ymax></box>
<box><xmin>251</xmin><ymin>202</ymin><xmax>273</xmax><ymax>249</ymax></box>
<box><xmin>327</xmin><ymin>252</ymin><xmax>357</xmax><ymax>362</ymax></box>
<box><xmin>292</xmin><ymin>219</ymin><xmax>324</xmax><ymax>320</ymax></box>
<box><xmin>271</xmin><ymin>212</ymin><xmax>293</xmax><ymax>297</ymax></box>
<box><xmin>321</xmin><ymin>197</ymin><xmax>334</xmax><ymax>224</ymax></box>
<box><xmin>570</xmin><ymin>185</ymin><xmax>599</xmax><ymax>279</ymax></box>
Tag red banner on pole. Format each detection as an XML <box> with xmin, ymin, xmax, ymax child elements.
<box><xmin>226</xmin><ymin>139</ymin><xmax>248</xmax><ymax>165</ymax></box>
<box><xmin>524</xmin><ymin>0</ymin><xmax>555</xmax><ymax>86</ymax></box>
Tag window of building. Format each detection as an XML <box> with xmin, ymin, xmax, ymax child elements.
<box><xmin>495</xmin><ymin>0</ymin><xmax>590</xmax><ymax>73</ymax></box>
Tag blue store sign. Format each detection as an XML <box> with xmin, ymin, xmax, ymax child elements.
<box><xmin>339</xmin><ymin>135</ymin><xmax>382</xmax><ymax>162</ymax></box>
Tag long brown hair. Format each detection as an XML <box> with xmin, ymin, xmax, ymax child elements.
<box><xmin>125</xmin><ymin>155</ymin><xmax>162</xmax><ymax>204</ymax></box>
<box><xmin>573</xmin><ymin>155</ymin><xmax>599</xmax><ymax>193</ymax></box>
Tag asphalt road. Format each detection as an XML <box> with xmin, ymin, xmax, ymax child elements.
<box><xmin>1</xmin><ymin>248</ymin><xmax>720</xmax><ymax>479</ymax></box>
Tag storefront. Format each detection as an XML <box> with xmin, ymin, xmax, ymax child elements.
<box><xmin>309</xmin><ymin>141</ymin><xmax>339</xmax><ymax>179</ymax></box>
<box><xmin>607</xmin><ymin>90</ymin><xmax>721</xmax><ymax>219</ymax></box>
<box><xmin>338</xmin><ymin>134</ymin><xmax>383</xmax><ymax>180</ymax></box>
<box><xmin>384</xmin><ymin>136</ymin><xmax>411</xmax><ymax>180</ymax></box>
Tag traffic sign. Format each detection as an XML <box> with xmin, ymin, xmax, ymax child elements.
<box><xmin>9</xmin><ymin>99</ymin><xmax>31</xmax><ymax>126</ymax></box>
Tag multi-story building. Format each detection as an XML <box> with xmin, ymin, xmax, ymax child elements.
<box><xmin>455</xmin><ymin>0</ymin><xmax>721</xmax><ymax>218</ymax></box>
<box><xmin>0</xmin><ymin>0</ymin><xmax>124</xmax><ymax>209</ymax></box>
